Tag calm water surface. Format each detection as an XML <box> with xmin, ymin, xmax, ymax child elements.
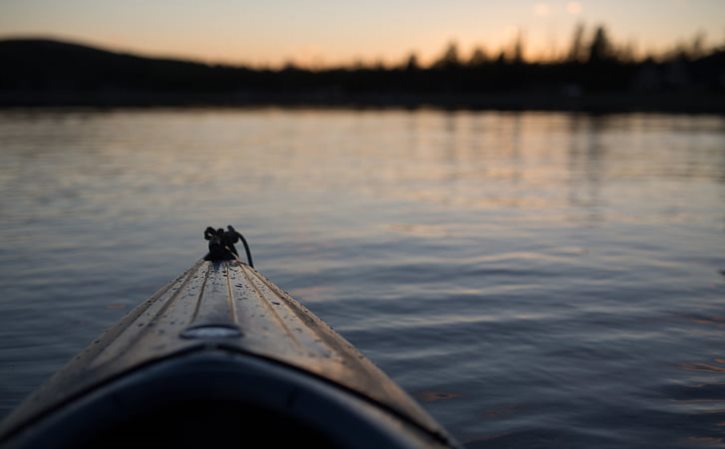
<box><xmin>0</xmin><ymin>109</ymin><xmax>723</xmax><ymax>448</ymax></box>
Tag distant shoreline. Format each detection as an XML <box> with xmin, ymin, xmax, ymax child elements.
<box><xmin>1</xmin><ymin>91</ymin><xmax>723</xmax><ymax>114</ymax></box>
<box><xmin>2</xmin><ymin>38</ymin><xmax>724</xmax><ymax>115</ymax></box>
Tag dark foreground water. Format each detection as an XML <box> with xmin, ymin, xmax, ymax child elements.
<box><xmin>0</xmin><ymin>109</ymin><xmax>723</xmax><ymax>448</ymax></box>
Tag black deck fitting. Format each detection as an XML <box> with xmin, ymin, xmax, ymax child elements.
<box><xmin>204</xmin><ymin>225</ymin><xmax>254</xmax><ymax>267</ymax></box>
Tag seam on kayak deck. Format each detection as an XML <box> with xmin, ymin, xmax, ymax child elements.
<box><xmin>91</xmin><ymin>261</ymin><xmax>204</xmax><ymax>368</ymax></box>
<box><xmin>238</xmin><ymin>263</ymin><xmax>303</xmax><ymax>352</ymax></box>
<box><xmin>224</xmin><ymin>261</ymin><xmax>239</xmax><ymax>326</ymax></box>
<box><xmin>190</xmin><ymin>261</ymin><xmax>212</xmax><ymax>325</ymax></box>
<box><xmin>148</xmin><ymin>261</ymin><xmax>209</xmax><ymax>329</ymax></box>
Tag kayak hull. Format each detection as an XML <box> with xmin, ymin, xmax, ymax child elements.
<box><xmin>0</xmin><ymin>260</ymin><xmax>458</xmax><ymax>448</ymax></box>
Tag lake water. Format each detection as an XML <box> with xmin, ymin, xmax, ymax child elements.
<box><xmin>0</xmin><ymin>109</ymin><xmax>723</xmax><ymax>448</ymax></box>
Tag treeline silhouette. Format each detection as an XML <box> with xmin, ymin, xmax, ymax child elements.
<box><xmin>1</xmin><ymin>24</ymin><xmax>723</xmax><ymax>112</ymax></box>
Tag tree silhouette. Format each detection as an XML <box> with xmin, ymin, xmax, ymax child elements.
<box><xmin>588</xmin><ymin>26</ymin><xmax>613</xmax><ymax>64</ymax></box>
<box><xmin>434</xmin><ymin>41</ymin><xmax>461</xmax><ymax>69</ymax></box>
<box><xmin>469</xmin><ymin>47</ymin><xmax>488</xmax><ymax>66</ymax></box>
<box><xmin>689</xmin><ymin>32</ymin><xmax>706</xmax><ymax>60</ymax></box>
<box><xmin>404</xmin><ymin>52</ymin><xmax>419</xmax><ymax>71</ymax></box>
<box><xmin>512</xmin><ymin>32</ymin><xmax>525</xmax><ymax>64</ymax></box>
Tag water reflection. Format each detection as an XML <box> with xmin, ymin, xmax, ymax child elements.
<box><xmin>567</xmin><ymin>114</ymin><xmax>607</xmax><ymax>223</ymax></box>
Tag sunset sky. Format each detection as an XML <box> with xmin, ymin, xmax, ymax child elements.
<box><xmin>1</xmin><ymin>0</ymin><xmax>723</xmax><ymax>67</ymax></box>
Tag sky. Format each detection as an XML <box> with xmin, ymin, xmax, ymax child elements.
<box><xmin>0</xmin><ymin>0</ymin><xmax>723</xmax><ymax>67</ymax></box>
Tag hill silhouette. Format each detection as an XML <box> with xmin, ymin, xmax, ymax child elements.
<box><xmin>1</xmin><ymin>37</ymin><xmax>723</xmax><ymax>112</ymax></box>
<box><xmin>0</xmin><ymin>39</ymin><xmax>252</xmax><ymax>93</ymax></box>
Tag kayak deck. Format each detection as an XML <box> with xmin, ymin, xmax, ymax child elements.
<box><xmin>1</xmin><ymin>260</ymin><xmax>457</xmax><ymax>448</ymax></box>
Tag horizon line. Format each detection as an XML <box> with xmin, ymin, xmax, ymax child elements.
<box><xmin>1</xmin><ymin>29</ymin><xmax>721</xmax><ymax>70</ymax></box>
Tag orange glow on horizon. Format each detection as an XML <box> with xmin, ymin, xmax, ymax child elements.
<box><xmin>0</xmin><ymin>0</ymin><xmax>722</xmax><ymax>68</ymax></box>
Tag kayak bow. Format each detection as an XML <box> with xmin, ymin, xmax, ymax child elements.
<box><xmin>0</xmin><ymin>230</ymin><xmax>459</xmax><ymax>449</ymax></box>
